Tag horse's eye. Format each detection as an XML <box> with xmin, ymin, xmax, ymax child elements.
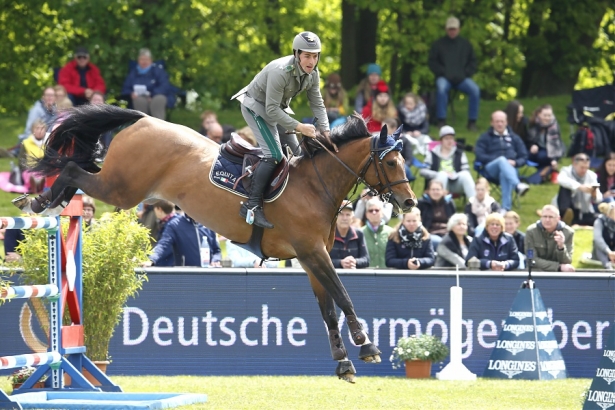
<box><xmin>386</xmin><ymin>160</ymin><xmax>396</xmax><ymax>167</ymax></box>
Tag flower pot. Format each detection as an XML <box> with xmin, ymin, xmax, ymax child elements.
<box><xmin>405</xmin><ymin>360</ymin><xmax>432</xmax><ymax>378</ymax></box>
<box><xmin>12</xmin><ymin>381</ymin><xmax>46</xmax><ymax>390</ymax></box>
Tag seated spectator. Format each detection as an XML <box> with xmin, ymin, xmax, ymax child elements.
<box><xmin>205</xmin><ymin>122</ymin><xmax>224</xmax><ymax>144</ymax></box>
<box><xmin>554</xmin><ymin>153</ymin><xmax>601</xmax><ymax>226</ymax></box>
<box><xmin>17</xmin><ymin>86</ymin><xmax>57</xmax><ymax>142</ymax></box>
<box><xmin>143</xmin><ymin>200</ymin><xmax>222</xmax><ymax>267</ymax></box>
<box><xmin>354</xmin><ymin>188</ymin><xmax>393</xmax><ymax>225</ymax></box>
<box><xmin>420</xmin><ymin>125</ymin><xmax>475</xmax><ymax>199</ymax></box>
<box><xmin>58</xmin><ymin>46</ymin><xmax>106</xmax><ymax>106</ymax></box>
<box><xmin>121</xmin><ymin>48</ymin><xmax>172</xmax><ymax>120</ymax></box>
<box><xmin>474</xmin><ymin>110</ymin><xmax>530</xmax><ymax>211</ymax></box>
<box><xmin>504</xmin><ymin>211</ymin><xmax>526</xmax><ymax>268</ymax></box>
<box><xmin>19</xmin><ymin>118</ymin><xmax>47</xmax><ymax>193</ymax></box>
<box><xmin>89</xmin><ymin>91</ymin><xmax>105</xmax><ymax>105</ymax></box>
<box><xmin>525</xmin><ymin>205</ymin><xmax>575</xmax><ymax>272</ymax></box>
<box><xmin>465</xmin><ymin>212</ymin><xmax>519</xmax><ymax>271</ymax></box>
<box><xmin>417</xmin><ymin>179</ymin><xmax>456</xmax><ymax>249</ymax></box>
<box><xmin>504</xmin><ymin>100</ymin><xmax>529</xmax><ymax>142</ymax></box>
<box><xmin>225</xmin><ymin>241</ymin><xmax>278</xmax><ymax>268</ymax></box>
<box><xmin>435</xmin><ymin>213</ymin><xmax>472</xmax><ymax>268</ymax></box>
<box><xmin>354</xmin><ymin>63</ymin><xmax>383</xmax><ymax>113</ymax></box>
<box><xmin>597</xmin><ymin>153</ymin><xmax>615</xmax><ymax>203</ymax></box>
<box><xmin>323</xmin><ymin>73</ymin><xmax>348</xmax><ymax>124</ymax></box>
<box><xmin>526</xmin><ymin>104</ymin><xmax>565</xmax><ymax>181</ymax></box>
<box><xmin>464</xmin><ymin>177</ymin><xmax>501</xmax><ymax>237</ymax></box>
<box><xmin>330</xmin><ymin>200</ymin><xmax>370</xmax><ymax>269</ymax></box>
<box><xmin>593</xmin><ymin>203</ymin><xmax>615</xmax><ymax>270</ymax></box>
<box><xmin>199</xmin><ymin>110</ymin><xmax>218</xmax><ymax>136</ymax></box>
<box><xmin>386</xmin><ymin>207</ymin><xmax>435</xmax><ymax>270</ymax></box>
<box><xmin>428</xmin><ymin>16</ymin><xmax>480</xmax><ymax>131</ymax></box>
<box><xmin>82</xmin><ymin>195</ymin><xmax>96</xmax><ymax>230</ymax></box>
<box><xmin>398</xmin><ymin>93</ymin><xmax>429</xmax><ymax>136</ymax></box>
<box><xmin>361</xmin><ymin>198</ymin><xmax>393</xmax><ymax>268</ymax></box>
<box><xmin>54</xmin><ymin>85</ymin><xmax>73</xmax><ymax>111</ymax></box>
<box><xmin>362</xmin><ymin>81</ymin><xmax>398</xmax><ymax>134</ymax></box>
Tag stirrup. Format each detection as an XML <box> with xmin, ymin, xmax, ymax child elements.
<box><xmin>245</xmin><ymin>206</ymin><xmax>257</xmax><ymax>225</ymax></box>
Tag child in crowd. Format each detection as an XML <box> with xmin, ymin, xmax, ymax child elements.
<box><xmin>397</xmin><ymin>92</ymin><xmax>429</xmax><ymax>136</ymax></box>
<box><xmin>362</xmin><ymin>81</ymin><xmax>397</xmax><ymax>134</ymax></box>
<box><xmin>19</xmin><ymin>118</ymin><xmax>47</xmax><ymax>193</ymax></box>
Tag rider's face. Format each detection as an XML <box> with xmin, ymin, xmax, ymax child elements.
<box><xmin>297</xmin><ymin>51</ymin><xmax>319</xmax><ymax>74</ymax></box>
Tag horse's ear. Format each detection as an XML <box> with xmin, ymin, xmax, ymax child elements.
<box><xmin>379</xmin><ymin>125</ymin><xmax>388</xmax><ymax>143</ymax></box>
<box><xmin>392</xmin><ymin>125</ymin><xmax>404</xmax><ymax>140</ymax></box>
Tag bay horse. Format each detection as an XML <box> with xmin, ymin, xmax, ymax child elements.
<box><xmin>14</xmin><ymin>104</ymin><xmax>417</xmax><ymax>382</ymax></box>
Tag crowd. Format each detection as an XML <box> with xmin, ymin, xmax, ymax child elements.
<box><xmin>6</xmin><ymin>20</ymin><xmax>614</xmax><ymax>272</ymax></box>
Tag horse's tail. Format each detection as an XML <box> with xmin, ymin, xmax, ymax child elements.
<box><xmin>32</xmin><ymin>104</ymin><xmax>146</xmax><ymax>177</ymax></box>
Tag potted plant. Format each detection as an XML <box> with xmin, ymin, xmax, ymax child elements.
<box><xmin>390</xmin><ymin>334</ymin><xmax>449</xmax><ymax>378</ymax></box>
<box><xmin>9</xmin><ymin>366</ymin><xmax>47</xmax><ymax>390</ymax></box>
<box><xmin>16</xmin><ymin>210</ymin><xmax>151</xmax><ymax>376</ymax></box>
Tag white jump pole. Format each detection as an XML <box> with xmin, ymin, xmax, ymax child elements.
<box><xmin>436</xmin><ymin>267</ymin><xmax>476</xmax><ymax>381</ymax></box>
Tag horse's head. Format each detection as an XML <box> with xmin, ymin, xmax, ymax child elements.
<box><xmin>361</xmin><ymin>125</ymin><xmax>417</xmax><ymax>213</ymax></box>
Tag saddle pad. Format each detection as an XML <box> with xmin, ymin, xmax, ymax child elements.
<box><xmin>209</xmin><ymin>154</ymin><xmax>288</xmax><ymax>202</ymax></box>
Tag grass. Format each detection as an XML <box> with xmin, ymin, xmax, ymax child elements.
<box><xmin>0</xmin><ymin>375</ymin><xmax>591</xmax><ymax>409</ymax></box>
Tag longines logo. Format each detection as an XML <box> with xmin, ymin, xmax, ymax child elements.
<box><xmin>19</xmin><ymin>300</ymin><xmax>49</xmax><ymax>353</ymax></box>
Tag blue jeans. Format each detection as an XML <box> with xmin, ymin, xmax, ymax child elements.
<box><xmin>484</xmin><ymin>156</ymin><xmax>520</xmax><ymax>211</ymax></box>
<box><xmin>436</xmin><ymin>77</ymin><xmax>480</xmax><ymax>121</ymax></box>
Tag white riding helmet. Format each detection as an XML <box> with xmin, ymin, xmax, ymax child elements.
<box><xmin>292</xmin><ymin>31</ymin><xmax>321</xmax><ymax>54</ymax></box>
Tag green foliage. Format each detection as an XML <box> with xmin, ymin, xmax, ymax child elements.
<box><xmin>390</xmin><ymin>334</ymin><xmax>449</xmax><ymax>367</ymax></box>
<box><xmin>17</xmin><ymin>211</ymin><xmax>151</xmax><ymax>361</ymax></box>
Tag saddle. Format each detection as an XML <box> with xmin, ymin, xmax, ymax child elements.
<box><xmin>221</xmin><ymin>133</ymin><xmax>289</xmax><ymax>195</ymax></box>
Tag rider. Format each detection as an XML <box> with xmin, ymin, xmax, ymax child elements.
<box><xmin>232</xmin><ymin>31</ymin><xmax>330</xmax><ymax>229</ymax></box>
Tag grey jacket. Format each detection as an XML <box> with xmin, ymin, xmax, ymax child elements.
<box><xmin>233</xmin><ymin>55</ymin><xmax>329</xmax><ymax>132</ymax></box>
<box><xmin>524</xmin><ymin>221</ymin><xmax>574</xmax><ymax>271</ymax></box>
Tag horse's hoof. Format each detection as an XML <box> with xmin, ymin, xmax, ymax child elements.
<box><xmin>338</xmin><ymin>372</ymin><xmax>356</xmax><ymax>383</ymax></box>
<box><xmin>361</xmin><ymin>354</ymin><xmax>381</xmax><ymax>364</ymax></box>
<box><xmin>12</xmin><ymin>195</ymin><xmax>32</xmax><ymax>212</ymax></box>
<box><xmin>335</xmin><ymin>360</ymin><xmax>356</xmax><ymax>384</ymax></box>
<box><xmin>359</xmin><ymin>343</ymin><xmax>382</xmax><ymax>363</ymax></box>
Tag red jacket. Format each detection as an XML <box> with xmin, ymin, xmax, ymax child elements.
<box><xmin>361</xmin><ymin>102</ymin><xmax>382</xmax><ymax>133</ymax></box>
<box><xmin>58</xmin><ymin>60</ymin><xmax>106</xmax><ymax>98</ymax></box>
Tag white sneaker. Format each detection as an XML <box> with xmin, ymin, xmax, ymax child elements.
<box><xmin>516</xmin><ymin>182</ymin><xmax>530</xmax><ymax>197</ymax></box>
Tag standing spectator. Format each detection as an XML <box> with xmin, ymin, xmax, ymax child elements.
<box><xmin>464</xmin><ymin>177</ymin><xmax>501</xmax><ymax>237</ymax></box>
<box><xmin>428</xmin><ymin>16</ymin><xmax>480</xmax><ymax>131</ymax></box>
<box><xmin>17</xmin><ymin>87</ymin><xmax>57</xmax><ymax>142</ymax></box>
<box><xmin>420</xmin><ymin>125</ymin><xmax>476</xmax><ymax>199</ymax></box>
<box><xmin>596</xmin><ymin>153</ymin><xmax>615</xmax><ymax>203</ymax></box>
<box><xmin>593</xmin><ymin>203</ymin><xmax>615</xmax><ymax>270</ymax></box>
<box><xmin>386</xmin><ymin>208</ymin><xmax>435</xmax><ymax>270</ymax></box>
<box><xmin>525</xmin><ymin>205</ymin><xmax>575</xmax><ymax>272</ymax></box>
<box><xmin>504</xmin><ymin>210</ymin><xmax>526</xmax><ymax>268</ymax></box>
<box><xmin>323</xmin><ymin>73</ymin><xmax>349</xmax><ymax>124</ymax></box>
<box><xmin>465</xmin><ymin>212</ymin><xmax>519</xmax><ymax>271</ymax></box>
<box><xmin>121</xmin><ymin>48</ymin><xmax>172</xmax><ymax>120</ymax></box>
<box><xmin>398</xmin><ymin>93</ymin><xmax>429</xmax><ymax>136</ymax></box>
<box><xmin>354</xmin><ymin>63</ymin><xmax>383</xmax><ymax>113</ymax></box>
<box><xmin>82</xmin><ymin>195</ymin><xmax>96</xmax><ymax>230</ymax></box>
<box><xmin>54</xmin><ymin>85</ymin><xmax>73</xmax><ymax>111</ymax></box>
<box><xmin>526</xmin><ymin>104</ymin><xmax>565</xmax><ymax>180</ymax></box>
<box><xmin>361</xmin><ymin>81</ymin><xmax>398</xmax><ymax>134</ymax></box>
<box><xmin>474</xmin><ymin>110</ymin><xmax>530</xmax><ymax>211</ymax></box>
<box><xmin>554</xmin><ymin>153</ymin><xmax>601</xmax><ymax>226</ymax></box>
<box><xmin>360</xmin><ymin>198</ymin><xmax>393</xmax><ymax>268</ymax></box>
<box><xmin>435</xmin><ymin>213</ymin><xmax>472</xmax><ymax>268</ymax></box>
<box><xmin>417</xmin><ymin>179</ymin><xmax>456</xmax><ymax>249</ymax></box>
<box><xmin>504</xmin><ymin>100</ymin><xmax>529</xmax><ymax>145</ymax></box>
<box><xmin>329</xmin><ymin>200</ymin><xmax>370</xmax><ymax>269</ymax></box>
<box><xmin>58</xmin><ymin>46</ymin><xmax>106</xmax><ymax>106</ymax></box>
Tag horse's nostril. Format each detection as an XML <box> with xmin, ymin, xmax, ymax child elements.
<box><xmin>405</xmin><ymin>198</ymin><xmax>416</xmax><ymax>209</ymax></box>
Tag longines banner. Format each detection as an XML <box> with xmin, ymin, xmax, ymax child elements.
<box><xmin>0</xmin><ymin>270</ymin><xmax>613</xmax><ymax>378</ymax></box>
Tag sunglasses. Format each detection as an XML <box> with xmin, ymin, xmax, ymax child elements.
<box><xmin>76</xmin><ymin>55</ymin><xmax>89</xmax><ymax>59</ymax></box>
<box><xmin>574</xmin><ymin>156</ymin><xmax>590</xmax><ymax>162</ymax></box>
<box><xmin>367</xmin><ymin>209</ymin><xmax>381</xmax><ymax>214</ymax></box>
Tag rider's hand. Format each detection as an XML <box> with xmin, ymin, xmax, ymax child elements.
<box><xmin>296</xmin><ymin>123</ymin><xmax>316</xmax><ymax>138</ymax></box>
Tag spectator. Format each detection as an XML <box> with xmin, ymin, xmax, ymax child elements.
<box><xmin>329</xmin><ymin>200</ymin><xmax>370</xmax><ymax>269</ymax></box>
<box><xmin>435</xmin><ymin>213</ymin><xmax>472</xmax><ymax>268</ymax></box>
<box><xmin>554</xmin><ymin>153</ymin><xmax>601</xmax><ymax>226</ymax></box>
<box><xmin>82</xmin><ymin>195</ymin><xmax>96</xmax><ymax>230</ymax></box>
<box><xmin>89</xmin><ymin>91</ymin><xmax>105</xmax><ymax>105</ymax></box>
<box><xmin>526</xmin><ymin>104</ymin><xmax>565</xmax><ymax>181</ymax></box>
<box><xmin>58</xmin><ymin>46</ymin><xmax>106</xmax><ymax>106</ymax></box>
<box><xmin>362</xmin><ymin>81</ymin><xmax>398</xmax><ymax>134</ymax></box>
<box><xmin>17</xmin><ymin>86</ymin><xmax>57</xmax><ymax>142</ymax></box>
<box><xmin>428</xmin><ymin>16</ymin><xmax>480</xmax><ymax>131</ymax></box>
<box><xmin>420</xmin><ymin>125</ymin><xmax>475</xmax><ymax>199</ymax></box>
<box><xmin>504</xmin><ymin>100</ymin><xmax>529</xmax><ymax>145</ymax></box>
<box><xmin>596</xmin><ymin>153</ymin><xmax>615</xmax><ymax>203</ymax></box>
<box><xmin>386</xmin><ymin>207</ymin><xmax>435</xmax><ymax>270</ymax></box>
<box><xmin>4</xmin><ymin>228</ymin><xmax>25</xmax><ymax>263</ymax></box>
<box><xmin>137</xmin><ymin>203</ymin><xmax>159</xmax><ymax>247</ymax></box>
<box><xmin>398</xmin><ymin>93</ymin><xmax>429</xmax><ymax>136</ymax></box>
<box><xmin>360</xmin><ymin>197</ymin><xmax>393</xmax><ymax>268</ymax></box>
<box><xmin>236</xmin><ymin>126</ymin><xmax>257</xmax><ymax>146</ymax></box>
<box><xmin>19</xmin><ymin>118</ymin><xmax>47</xmax><ymax>193</ymax></box>
<box><xmin>121</xmin><ymin>48</ymin><xmax>172</xmax><ymax>120</ymax></box>
<box><xmin>504</xmin><ymin>210</ymin><xmax>526</xmax><ymax>269</ymax></box>
<box><xmin>593</xmin><ymin>203</ymin><xmax>615</xmax><ymax>270</ymax></box>
<box><xmin>474</xmin><ymin>110</ymin><xmax>530</xmax><ymax>211</ymax></box>
<box><xmin>199</xmin><ymin>110</ymin><xmax>218</xmax><ymax>136</ymax></box>
<box><xmin>54</xmin><ymin>85</ymin><xmax>73</xmax><ymax>111</ymax></box>
<box><xmin>417</xmin><ymin>179</ymin><xmax>456</xmax><ymax>249</ymax></box>
<box><xmin>354</xmin><ymin>188</ymin><xmax>393</xmax><ymax>225</ymax></box>
<box><xmin>525</xmin><ymin>205</ymin><xmax>575</xmax><ymax>272</ymax></box>
<box><xmin>465</xmin><ymin>212</ymin><xmax>519</xmax><ymax>271</ymax></box>
<box><xmin>205</xmin><ymin>122</ymin><xmax>224</xmax><ymax>144</ymax></box>
<box><xmin>464</xmin><ymin>177</ymin><xmax>501</xmax><ymax>237</ymax></box>
<box><xmin>323</xmin><ymin>73</ymin><xmax>349</xmax><ymax>124</ymax></box>
<box><xmin>354</xmin><ymin>63</ymin><xmax>383</xmax><ymax>113</ymax></box>
<box><xmin>225</xmin><ymin>241</ymin><xmax>278</xmax><ymax>268</ymax></box>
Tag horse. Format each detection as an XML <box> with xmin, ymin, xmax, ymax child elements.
<box><xmin>14</xmin><ymin>104</ymin><xmax>417</xmax><ymax>382</ymax></box>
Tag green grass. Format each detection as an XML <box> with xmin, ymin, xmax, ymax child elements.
<box><xmin>0</xmin><ymin>375</ymin><xmax>592</xmax><ymax>409</ymax></box>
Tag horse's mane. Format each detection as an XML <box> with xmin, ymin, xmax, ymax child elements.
<box><xmin>309</xmin><ymin>114</ymin><xmax>370</xmax><ymax>156</ymax></box>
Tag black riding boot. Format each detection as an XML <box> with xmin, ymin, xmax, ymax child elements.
<box><xmin>239</xmin><ymin>157</ymin><xmax>277</xmax><ymax>229</ymax></box>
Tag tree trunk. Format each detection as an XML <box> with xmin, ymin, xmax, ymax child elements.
<box><xmin>356</xmin><ymin>7</ymin><xmax>379</xmax><ymax>80</ymax></box>
<box><xmin>341</xmin><ymin>0</ymin><xmax>357</xmax><ymax>91</ymax></box>
<box><xmin>265</xmin><ymin>0</ymin><xmax>281</xmax><ymax>55</ymax></box>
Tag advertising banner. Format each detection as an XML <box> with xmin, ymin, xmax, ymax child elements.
<box><xmin>0</xmin><ymin>270</ymin><xmax>612</xmax><ymax>378</ymax></box>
